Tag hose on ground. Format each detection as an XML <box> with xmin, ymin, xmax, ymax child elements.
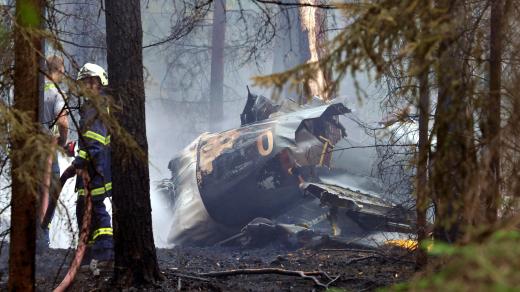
<box><xmin>53</xmin><ymin>175</ymin><xmax>92</xmax><ymax>292</ymax></box>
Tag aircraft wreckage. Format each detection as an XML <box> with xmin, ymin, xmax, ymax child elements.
<box><xmin>158</xmin><ymin>91</ymin><xmax>416</xmax><ymax>248</ymax></box>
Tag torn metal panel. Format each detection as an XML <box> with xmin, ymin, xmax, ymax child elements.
<box><xmin>216</xmin><ymin>217</ymin><xmax>315</xmax><ymax>248</ymax></box>
<box><xmin>165</xmin><ymin>138</ymin><xmax>234</xmax><ymax>245</ymax></box>
<box><xmin>240</xmin><ymin>90</ymin><xmax>280</xmax><ymax>125</ymax></box>
<box><xmin>302</xmin><ymin>182</ymin><xmax>415</xmax><ymax>233</ymax></box>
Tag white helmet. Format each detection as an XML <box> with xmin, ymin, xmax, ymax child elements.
<box><xmin>77</xmin><ymin>63</ymin><xmax>108</xmax><ymax>86</ymax></box>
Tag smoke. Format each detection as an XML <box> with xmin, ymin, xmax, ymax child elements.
<box><xmin>142</xmin><ymin>1</ymin><xmax>277</xmax><ymax>246</ymax></box>
<box><xmin>143</xmin><ymin>50</ymin><xmax>271</xmax><ymax>247</ymax></box>
<box><xmin>0</xmin><ymin>1</ymin><xmax>407</xmax><ymax>250</ymax></box>
<box><xmin>0</xmin><ymin>163</ymin><xmax>10</xmax><ymax>245</ymax></box>
<box><xmin>140</xmin><ymin>1</ymin><xmax>407</xmax><ymax>246</ymax></box>
<box><xmin>49</xmin><ymin>155</ymin><xmax>77</xmax><ymax>248</ymax></box>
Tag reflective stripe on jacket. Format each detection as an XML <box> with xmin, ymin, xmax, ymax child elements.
<box><xmin>73</xmin><ymin>101</ymin><xmax>112</xmax><ymax>197</ymax></box>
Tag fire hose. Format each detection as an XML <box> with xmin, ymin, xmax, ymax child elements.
<box><xmin>53</xmin><ymin>174</ymin><xmax>92</xmax><ymax>292</ymax></box>
<box><xmin>41</xmin><ymin>165</ymin><xmax>76</xmax><ymax>229</ymax></box>
<box><xmin>41</xmin><ymin>142</ymin><xmax>75</xmax><ymax>229</ymax></box>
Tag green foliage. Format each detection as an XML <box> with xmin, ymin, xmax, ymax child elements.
<box><xmin>0</xmin><ymin>103</ymin><xmax>53</xmax><ymax>195</ymax></box>
<box><xmin>0</xmin><ymin>25</ymin><xmax>8</xmax><ymax>44</ymax></box>
<box><xmin>423</xmin><ymin>240</ymin><xmax>457</xmax><ymax>257</ymax></box>
<box><xmin>326</xmin><ymin>288</ymin><xmax>347</xmax><ymax>292</ymax></box>
<box><xmin>386</xmin><ymin>230</ymin><xmax>520</xmax><ymax>291</ymax></box>
<box><xmin>253</xmin><ymin>0</ymin><xmax>447</xmax><ymax>100</ymax></box>
<box><xmin>18</xmin><ymin>1</ymin><xmax>40</xmax><ymax>27</ymax></box>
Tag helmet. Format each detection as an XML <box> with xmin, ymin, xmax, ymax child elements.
<box><xmin>77</xmin><ymin>63</ymin><xmax>108</xmax><ymax>86</ymax></box>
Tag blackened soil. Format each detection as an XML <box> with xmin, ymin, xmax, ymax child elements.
<box><xmin>1</xmin><ymin>245</ymin><xmax>415</xmax><ymax>291</ymax></box>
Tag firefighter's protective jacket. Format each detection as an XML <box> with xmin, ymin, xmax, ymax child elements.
<box><xmin>73</xmin><ymin>100</ymin><xmax>111</xmax><ymax>198</ymax></box>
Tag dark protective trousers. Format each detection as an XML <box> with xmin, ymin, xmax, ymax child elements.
<box><xmin>76</xmin><ymin>194</ymin><xmax>114</xmax><ymax>262</ymax></box>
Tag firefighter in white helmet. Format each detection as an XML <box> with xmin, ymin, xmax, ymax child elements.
<box><xmin>72</xmin><ymin>62</ymin><xmax>113</xmax><ymax>264</ymax></box>
<box><xmin>77</xmin><ymin>63</ymin><xmax>109</xmax><ymax>86</ymax></box>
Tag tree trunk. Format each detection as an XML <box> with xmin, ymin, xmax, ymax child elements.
<box><xmin>105</xmin><ymin>0</ymin><xmax>162</xmax><ymax>287</ymax></box>
<box><xmin>482</xmin><ymin>0</ymin><xmax>504</xmax><ymax>224</ymax></box>
<box><xmin>432</xmin><ymin>42</ymin><xmax>461</xmax><ymax>243</ymax></box>
<box><xmin>298</xmin><ymin>0</ymin><xmax>329</xmax><ymax>101</ymax></box>
<box><xmin>209</xmin><ymin>0</ymin><xmax>226</xmax><ymax>131</ymax></box>
<box><xmin>272</xmin><ymin>0</ymin><xmax>330</xmax><ymax>103</ymax></box>
<box><xmin>9</xmin><ymin>0</ymin><xmax>43</xmax><ymax>291</ymax></box>
<box><xmin>431</xmin><ymin>0</ymin><xmax>478</xmax><ymax>243</ymax></box>
<box><xmin>314</xmin><ymin>1</ymin><xmax>333</xmax><ymax>99</ymax></box>
<box><xmin>415</xmin><ymin>67</ymin><xmax>429</xmax><ymax>269</ymax></box>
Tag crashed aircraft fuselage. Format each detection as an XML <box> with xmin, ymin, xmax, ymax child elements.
<box><xmin>162</xmin><ymin>93</ymin><xmax>414</xmax><ymax>246</ymax></box>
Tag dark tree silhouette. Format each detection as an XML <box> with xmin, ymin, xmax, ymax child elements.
<box><xmin>482</xmin><ymin>0</ymin><xmax>506</xmax><ymax>224</ymax></box>
<box><xmin>209</xmin><ymin>0</ymin><xmax>226</xmax><ymax>131</ymax></box>
<box><xmin>416</xmin><ymin>66</ymin><xmax>429</xmax><ymax>268</ymax></box>
<box><xmin>9</xmin><ymin>0</ymin><xmax>44</xmax><ymax>291</ymax></box>
<box><xmin>105</xmin><ymin>0</ymin><xmax>162</xmax><ymax>287</ymax></box>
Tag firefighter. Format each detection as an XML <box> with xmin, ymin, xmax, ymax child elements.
<box><xmin>72</xmin><ymin>63</ymin><xmax>113</xmax><ymax>264</ymax></box>
<box><xmin>38</xmin><ymin>55</ymin><xmax>69</xmax><ymax>250</ymax></box>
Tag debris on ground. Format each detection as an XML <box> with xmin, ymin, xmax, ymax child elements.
<box><xmin>0</xmin><ymin>245</ymin><xmax>415</xmax><ymax>291</ymax></box>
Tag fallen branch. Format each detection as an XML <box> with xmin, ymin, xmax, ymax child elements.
<box><xmin>322</xmin><ymin>248</ymin><xmax>389</xmax><ymax>258</ymax></box>
<box><xmin>322</xmin><ymin>249</ymin><xmax>416</xmax><ymax>265</ymax></box>
<box><xmin>170</xmin><ymin>270</ymin><xmax>211</xmax><ymax>282</ymax></box>
<box><xmin>343</xmin><ymin>255</ymin><xmax>378</xmax><ymax>265</ymax></box>
<box><xmin>321</xmin><ymin>248</ymin><xmax>381</xmax><ymax>253</ymax></box>
<box><xmin>198</xmin><ymin>268</ymin><xmax>339</xmax><ymax>289</ymax></box>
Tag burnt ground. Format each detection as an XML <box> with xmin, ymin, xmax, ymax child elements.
<box><xmin>1</xmin><ymin>244</ymin><xmax>416</xmax><ymax>291</ymax></box>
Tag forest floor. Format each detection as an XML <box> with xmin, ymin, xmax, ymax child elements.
<box><xmin>1</xmin><ymin>244</ymin><xmax>416</xmax><ymax>291</ymax></box>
